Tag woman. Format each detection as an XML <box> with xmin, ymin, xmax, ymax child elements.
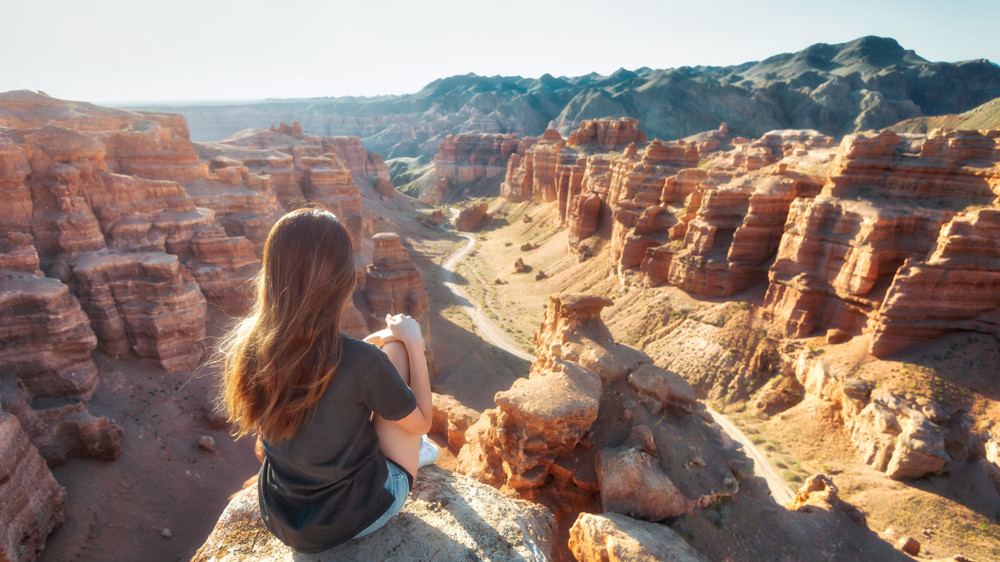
<box><xmin>219</xmin><ymin>207</ymin><xmax>435</xmax><ymax>553</ymax></box>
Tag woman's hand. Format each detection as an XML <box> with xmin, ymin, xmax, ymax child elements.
<box><xmin>385</xmin><ymin>314</ymin><xmax>424</xmax><ymax>349</ymax></box>
<box><xmin>362</xmin><ymin>328</ymin><xmax>396</xmax><ymax>348</ymax></box>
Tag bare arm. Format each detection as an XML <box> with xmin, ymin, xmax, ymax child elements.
<box><xmin>381</xmin><ymin>315</ymin><xmax>432</xmax><ymax>435</ymax></box>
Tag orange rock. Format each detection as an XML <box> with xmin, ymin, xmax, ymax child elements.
<box><xmin>455</xmin><ymin>202</ymin><xmax>490</xmax><ymax>231</ymax></box>
<box><xmin>0</xmin><ymin>411</ymin><xmax>67</xmax><ymax>562</ymax></box>
<box><xmin>567</xmin><ymin>117</ymin><xmax>647</xmax><ymax>149</ymax></box>
<box><xmin>434</xmin><ymin>133</ymin><xmax>520</xmax><ymax>200</ymax></box>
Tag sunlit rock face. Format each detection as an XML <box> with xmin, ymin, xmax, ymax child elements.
<box><xmin>457</xmin><ymin>293</ymin><xmax>750</xmax><ymax>522</ymax></box>
<box><xmin>505</xmin><ymin>116</ymin><xmax>1000</xmax><ymax>356</ymax></box>
<box><xmin>763</xmin><ymin>129</ymin><xmax>1000</xmax><ymax>355</ymax></box>
<box><xmin>433</xmin><ymin>132</ymin><xmax>521</xmax><ymax>202</ymax></box>
<box><xmin>192</xmin><ymin>466</ymin><xmax>555</xmax><ymax>562</ymax></box>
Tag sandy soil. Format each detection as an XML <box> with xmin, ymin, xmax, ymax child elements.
<box><xmin>42</xmin><ymin>310</ymin><xmax>260</xmax><ymax>562</ymax></box>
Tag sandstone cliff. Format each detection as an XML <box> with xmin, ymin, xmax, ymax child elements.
<box><xmin>0</xmin><ymin>92</ymin><xmax>404</xmax><ymax>557</ymax></box>
<box><xmin>503</xmin><ymin>121</ymin><xmax>1000</xmax><ymax>358</ymax></box>
<box><xmin>192</xmin><ymin>466</ymin><xmax>555</xmax><ymax>561</ymax></box>
<box><xmin>432</xmin><ymin>132</ymin><xmax>521</xmax><ymax>202</ymax></box>
<box><xmin>0</xmin><ymin>409</ymin><xmax>67</xmax><ymax>562</ymax></box>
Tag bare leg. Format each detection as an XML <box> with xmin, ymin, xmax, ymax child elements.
<box><xmin>373</xmin><ymin>340</ymin><xmax>421</xmax><ymax>477</ymax></box>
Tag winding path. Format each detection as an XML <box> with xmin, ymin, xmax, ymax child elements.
<box><xmin>441</xmin><ymin>229</ymin><xmax>533</xmax><ymax>362</ymax></box>
<box><xmin>439</xmin><ymin>225</ymin><xmax>792</xmax><ymax>504</ymax></box>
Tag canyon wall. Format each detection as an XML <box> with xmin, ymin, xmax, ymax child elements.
<box><xmin>0</xmin><ymin>92</ymin><xmax>403</xmax><ymax>556</ymax></box>
<box><xmin>503</xmin><ymin>119</ymin><xmax>1000</xmax><ymax>358</ymax></box>
<box><xmin>432</xmin><ymin>132</ymin><xmax>520</xmax><ymax>202</ymax></box>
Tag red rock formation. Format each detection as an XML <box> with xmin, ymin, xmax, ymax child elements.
<box><xmin>455</xmin><ymin>202</ymin><xmax>490</xmax><ymax>231</ymax></box>
<box><xmin>567</xmin><ymin>117</ymin><xmax>647</xmax><ymax>149</ymax></box>
<box><xmin>568</xmin><ymin>512</ymin><xmax>709</xmax><ymax>562</ymax></box>
<box><xmin>0</xmin><ymin>411</ymin><xmax>67</xmax><ymax>562</ymax></box>
<box><xmin>70</xmin><ymin>251</ymin><xmax>207</xmax><ymax>372</ymax></box>
<box><xmin>500</xmin><ymin>129</ymin><xmax>570</xmax><ymax>203</ymax></box>
<box><xmin>0</xmin><ymin>271</ymin><xmax>124</xmax><ymax>464</ymax></box>
<box><xmin>870</xmin><ymin>207</ymin><xmax>1000</xmax><ymax>356</ymax></box>
<box><xmin>763</xmin><ymin>129</ymin><xmax>1000</xmax><ymax>351</ymax></box>
<box><xmin>434</xmin><ymin>133</ymin><xmax>520</xmax><ymax>201</ymax></box>
<box><xmin>457</xmin><ymin>294</ymin><xmax>749</xmax><ymax>521</ymax></box>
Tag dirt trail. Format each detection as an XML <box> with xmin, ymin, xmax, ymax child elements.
<box><xmin>441</xmin><ymin>229</ymin><xmax>533</xmax><ymax>362</ymax></box>
<box><xmin>440</xmin><ymin>224</ymin><xmax>793</xmax><ymax>504</ymax></box>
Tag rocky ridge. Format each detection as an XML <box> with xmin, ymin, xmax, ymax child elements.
<box><xmin>502</xmin><ymin>120</ymin><xmax>1000</xmax><ymax>360</ymax></box>
<box><xmin>192</xmin><ymin>466</ymin><xmax>556</xmax><ymax>561</ymax></box>
<box><xmin>137</xmin><ymin>37</ymin><xmax>1000</xmax><ymax>171</ymax></box>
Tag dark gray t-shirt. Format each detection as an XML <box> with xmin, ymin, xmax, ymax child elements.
<box><xmin>257</xmin><ymin>335</ymin><xmax>416</xmax><ymax>553</ymax></box>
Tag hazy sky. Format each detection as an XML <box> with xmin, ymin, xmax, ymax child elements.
<box><xmin>4</xmin><ymin>0</ymin><xmax>998</xmax><ymax>104</ymax></box>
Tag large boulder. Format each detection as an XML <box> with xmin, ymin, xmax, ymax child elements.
<box><xmin>192</xmin><ymin>466</ymin><xmax>555</xmax><ymax>561</ymax></box>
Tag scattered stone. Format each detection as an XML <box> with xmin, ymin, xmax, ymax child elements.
<box><xmin>455</xmin><ymin>202</ymin><xmax>490</xmax><ymax>231</ymax></box>
<box><xmin>520</xmin><ymin>242</ymin><xmax>538</xmax><ymax>251</ymax></box>
<box><xmin>569</xmin><ymin>512</ymin><xmax>709</xmax><ymax>562</ymax></box>
<box><xmin>161</xmin><ymin>528</ymin><xmax>173</xmax><ymax>539</ymax></box>
<box><xmin>493</xmin><ymin>278</ymin><xmax>507</xmax><ymax>285</ymax></box>
<box><xmin>504</xmin><ymin>242</ymin><xmax>512</xmax><ymax>247</ymax></box>
<box><xmin>514</xmin><ymin>257</ymin><xmax>531</xmax><ymax>273</ymax></box>
<box><xmin>535</xmin><ymin>270</ymin><xmax>548</xmax><ymax>281</ymax></box>
<box><xmin>198</xmin><ymin>435</ymin><xmax>216</xmax><ymax>452</ymax></box>
<box><xmin>896</xmin><ymin>537</ymin><xmax>920</xmax><ymax>556</ymax></box>
<box><xmin>825</xmin><ymin>328</ymin><xmax>851</xmax><ymax>344</ymax></box>
<box><xmin>523</xmin><ymin>215</ymin><xmax>532</xmax><ymax>223</ymax></box>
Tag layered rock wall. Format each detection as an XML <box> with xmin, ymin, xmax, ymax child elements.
<box><xmin>506</xmin><ymin>118</ymin><xmax>1000</xmax><ymax>355</ymax></box>
<box><xmin>433</xmin><ymin>132</ymin><xmax>520</xmax><ymax>201</ymax></box>
<box><xmin>0</xmin><ymin>410</ymin><xmax>67</xmax><ymax>562</ymax></box>
<box><xmin>763</xmin><ymin>129</ymin><xmax>1000</xmax><ymax>355</ymax></box>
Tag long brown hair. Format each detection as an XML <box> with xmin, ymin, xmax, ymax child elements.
<box><xmin>220</xmin><ymin>207</ymin><xmax>356</xmax><ymax>442</ymax></box>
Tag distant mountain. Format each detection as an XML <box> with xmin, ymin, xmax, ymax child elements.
<box><xmin>889</xmin><ymin>95</ymin><xmax>1000</xmax><ymax>133</ymax></box>
<box><xmin>134</xmin><ymin>36</ymin><xmax>1000</xmax><ymax>161</ymax></box>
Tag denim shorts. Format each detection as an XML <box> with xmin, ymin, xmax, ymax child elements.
<box><xmin>351</xmin><ymin>460</ymin><xmax>411</xmax><ymax>540</ymax></box>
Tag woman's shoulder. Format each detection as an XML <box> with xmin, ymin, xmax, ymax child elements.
<box><xmin>339</xmin><ymin>334</ymin><xmax>390</xmax><ymax>367</ymax></box>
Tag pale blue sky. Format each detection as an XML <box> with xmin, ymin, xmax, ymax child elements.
<box><xmin>4</xmin><ymin>0</ymin><xmax>998</xmax><ymax>104</ymax></box>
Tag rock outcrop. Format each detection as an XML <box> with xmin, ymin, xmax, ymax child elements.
<box><xmin>456</xmin><ymin>294</ymin><xmax>750</xmax><ymax>522</ymax></box>
<box><xmin>433</xmin><ymin>133</ymin><xmax>520</xmax><ymax>201</ymax></box>
<box><xmin>192</xmin><ymin>466</ymin><xmax>555</xmax><ymax>562</ymax></box>
<box><xmin>792</xmin><ymin>351</ymin><xmax>968</xmax><ymax>479</ymax></box>
<box><xmin>763</xmin><ymin>129</ymin><xmax>1000</xmax><ymax>356</ymax></box>
<box><xmin>454</xmin><ymin>201</ymin><xmax>491</xmax><ymax>231</ymax></box>
<box><xmin>568</xmin><ymin>512</ymin><xmax>709</xmax><ymax>562</ymax></box>
<box><xmin>566</xmin><ymin>117</ymin><xmax>647</xmax><ymax>149</ymax></box>
<box><xmin>0</xmin><ymin>409</ymin><xmax>67</xmax><ymax>562</ymax></box>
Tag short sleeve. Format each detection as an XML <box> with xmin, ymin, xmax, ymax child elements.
<box><xmin>359</xmin><ymin>345</ymin><xmax>416</xmax><ymax>421</ymax></box>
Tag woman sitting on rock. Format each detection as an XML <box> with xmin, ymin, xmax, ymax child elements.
<box><xmin>219</xmin><ymin>207</ymin><xmax>437</xmax><ymax>553</ymax></box>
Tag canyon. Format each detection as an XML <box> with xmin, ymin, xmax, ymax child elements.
<box><xmin>3</xmin><ymin>36</ymin><xmax>1000</xmax><ymax>561</ymax></box>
